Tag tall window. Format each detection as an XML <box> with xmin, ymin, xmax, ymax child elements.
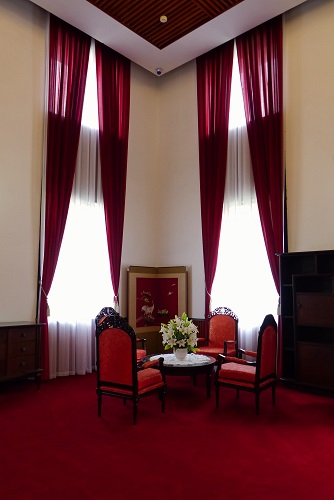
<box><xmin>48</xmin><ymin>42</ymin><xmax>114</xmax><ymax>378</ymax></box>
<box><xmin>211</xmin><ymin>48</ymin><xmax>278</xmax><ymax>350</ymax></box>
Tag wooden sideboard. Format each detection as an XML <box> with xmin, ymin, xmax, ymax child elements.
<box><xmin>0</xmin><ymin>322</ymin><xmax>44</xmax><ymax>387</ymax></box>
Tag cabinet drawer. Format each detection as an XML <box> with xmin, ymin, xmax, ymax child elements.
<box><xmin>8</xmin><ymin>328</ymin><xmax>37</xmax><ymax>343</ymax></box>
<box><xmin>0</xmin><ymin>323</ymin><xmax>43</xmax><ymax>384</ymax></box>
<box><xmin>7</xmin><ymin>341</ymin><xmax>35</xmax><ymax>358</ymax></box>
<box><xmin>7</xmin><ymin>356</ymin><xmax>36</xmax><ymax>376</ymax></box>
<box><xmin>296</xmin><ymin>294</ymin><xmax>334</xmax><ymax>326</ymax></box>
<box><xmin>0</xmin><ymin>342</ymin><xmax>6</xmax><ymax>360</ymax></box>
<box><xmin>297</xmin><ymin>342</ymin><xmax>334</xmax><ymax>389</ymax></box>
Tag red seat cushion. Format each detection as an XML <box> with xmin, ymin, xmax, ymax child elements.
<box><xmin>218</xmin><ymin>362</ymin><xmax>256</xmax><ymax>385</ymax></box>
<box><xmin>100</xmin><ymin>367</ymin><xmax>163</xmax><ymax>396</ymax></box>
<box><xmin>137</xmin><ymin>368</ymin><xmax>164</xmax><ymax>393</ymax></box>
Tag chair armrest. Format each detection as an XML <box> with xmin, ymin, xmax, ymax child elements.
<box><xmin>217</xmin><ymin>353</ymin><xmax>238</xmax><ymax>369</ymax></box>
<box><xmin>140</xmin><ymin>356</ymin><xmax>164</xmax><ymax>370</ymax></box>
<box><xmin>197</xmin><ymin>337</ymin><xmax>206</xmax><ymax>345</ymax></box>
<box><xmin>136</xmin><ymin>338</ymin><xmax>147</xmax><ymax>349</ymax></box>
<box><xmin>140</xmin><ymin>357</ymin><xmax>166</xmax><ymax>383</ymax></box>
<box><xmin>217</xmin><ymin>353</ymin><xmax>255</xmax><ymax>370</ymax></box>
<box><xmin>223</xmin><ymin>339</ymin><xmax>237</xmax><ymax>355</ymax></box>
<box><xmin>141</xmin><ymin>359</ymin><xmax>159</xmax><ymax>369</ymax></box>
<box><xmin>238</xmin><ymin>348</ymin><xmax>257</xmax><ymax>358</ymax></box>
<box><xmin>224</xmin><ymin>355</ymin><xmax>249</xmax><ymax>365</ymax></box>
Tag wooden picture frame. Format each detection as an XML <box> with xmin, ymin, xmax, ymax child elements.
<box><xmin>128</xmin><ymin>266</ymin><xmax>187</xmax><ymax>334</ymax></box>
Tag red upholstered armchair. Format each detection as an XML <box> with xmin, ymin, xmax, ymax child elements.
<box><xmin>215</xmin><ymin>314</ymin><xmax>278</xmax><ymax>415</ymax></box>
<box><xmin>197</xmin><ymin>307</ymin><xmax>239</xmax><ymax>359</ymax></box>
<box><xmin>96</xmin><ymin>313</ymin><xmax>166</xmax><ymax>424</ymax></box>
<box><xmin>95</xmin><ymin>307</ymin><xmax>147</xmax><ymax>362</ymax></box>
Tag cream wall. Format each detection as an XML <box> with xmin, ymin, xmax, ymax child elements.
<box><xmin>285</xmin><ymin>0</ymin><xmax>334</xmax><ymax>251</ymax></box>
<box><xmin>156</xmin><ymin>63</ymin><xmax>204</xmax><ymax>318</ymax></box>
<box><xmin>121</xmin><ymin>60</ymin><xmax>204</xmax><ymax>318</ymax></box>
<box><xmin>1</xmin><ymin>0</ymin><xmax>334</xmax><ymax>323</ymax></box>
<box><xmin>0</xmin><ymin>0</ymin><xmax>46</xmax><ymax>322</ymax></box>
<box><xmin>120</xmin><ymin>63</ymin><xmax>161</xmax><ymax>314</ymax></box>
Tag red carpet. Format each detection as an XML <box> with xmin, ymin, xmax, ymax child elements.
<box><xmin>1</xmin><ymin>373</ymin><xmax>334</xmax><ymax>499</ymax></box>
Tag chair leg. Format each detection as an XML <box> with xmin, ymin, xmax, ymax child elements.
<box><xmin>255</xmin><ymin>393</ymin><xmax>260</xmax><ymax>415</ymax></box>
<box><xmin>97</xmin><ymin>394</ymin><xmax>102</xmax><ymax>417</ymax></box>
<box><xmin>133</xmin><ymin>401</ymin><xmax>138</xmax><ymax>425</ymax></box>
<box><xmin>272</xmin><ymin>384</ymin><xmax>276</xmax><ymax>406</ymax></box>
<box><xmin>160</xmin><ymin>388</ymin><xmax>165</xmax><ymax>413</ymax></box>
<box><xmin>215</xmin><ymin>384</ymin><xmax>220</xmax><ymax>409</ymax></box>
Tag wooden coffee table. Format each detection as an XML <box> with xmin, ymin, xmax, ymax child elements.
<box><xmin>143</xmin><ymin>353</ymin><xmax>216</xmax><ymax>398</ymax></box>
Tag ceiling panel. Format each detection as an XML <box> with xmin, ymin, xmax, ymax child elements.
<box><xmin>85</xmin><ymin>0</ymin><xmax>245</xmax><ymax>49</ymax></box>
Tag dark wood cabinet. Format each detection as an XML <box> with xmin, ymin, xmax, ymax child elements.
<box><xmin>280</xmin><ymin>250</ymin><xmax>334</xmax><ymax>392</ymax></box>
<box><xmin>0</xmin><ymin>322</ymin><xmax>43</xmax><ymax>387</ymax></box>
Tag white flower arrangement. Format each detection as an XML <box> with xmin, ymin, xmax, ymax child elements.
<box><xmin>160</xmin><ymin>313</ymin><xmax>198</xmax><ymax>353</ymax></box>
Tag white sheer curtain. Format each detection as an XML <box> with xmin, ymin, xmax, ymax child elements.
<box><xmin>211</xmin><ymin>49</ymin><xmax>278</xmax><ymax>351</ymax></box>
<box><xmin>48</xmin><ymin>44</ymin><xmax>114</xmax><ymax>378</ymax></box>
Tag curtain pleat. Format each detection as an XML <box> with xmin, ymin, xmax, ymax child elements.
<box><xmin>48</xmin><ymin>126</ymin><xmax>113</xmax><ymax>379</ymax></box>
<box><xmin>95</xmin><ymin>42</ymin><xmax>131</xmax><ymax>310</ymax></box>
<box><xmin>48</xmin><ymin>320</ymin><xmax>95</xmax><ymax>377</ymax></box>
<box><xmin>39</xmin><ymin>15</ymin><xmax>90</xmax><ymax>379</ymax></box>
<box><xmin>212</xmin><ymin>125</ymin><xmax>278</xmax><ymax>351</ymax></box>
<box><xmin>236</xmin><ymin>15</ymin><xmax>283</xmax><ymax>374</ymax></box>
<box><xmin>196</xmin><ymin>41</ymin><xmax>234</xmax><ymax>321</ymax></box>
<box><xmin>236</xmin><ymin>16</ymin><xmax>283</xmax><ymax>292</ymax></box>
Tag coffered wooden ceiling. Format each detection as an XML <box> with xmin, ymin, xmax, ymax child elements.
<box><xmin>28</xmin><ymin>0</ymin><xmax>309</xmax><ymax>75</ymax></box>
<box><xmin>86</xmin><ymin>0</ymin><xmax>245</xmax><ymax>49</ymax></box>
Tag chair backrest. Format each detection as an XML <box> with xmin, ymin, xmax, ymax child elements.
<box><xmin>95</xmin><ymin>306</ymin><xmax>118</xmax><ymax>328</ymax></box>
<box><xmin>208</xmin><ymin>307</ymin><xmax>238</xmax><ymax>347</ymax></box>
<box><xmin>256</xmin><ymin>314</ymin><xmax>278</xmax><ymax>382</ymax></box>
<box><xmin>96</xmin><ymin>313</ymin><xmax>138</xmax><ymax>390</ymax></box>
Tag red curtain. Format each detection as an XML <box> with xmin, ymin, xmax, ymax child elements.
<box><xmin>236</xmin><ymin>16</ymin><xmax>283</xmax><ymax>292</ymax></box>
<box><xmin>95</xmin><ymin>42</ymin><xmax>131</xmax><ymax>308</ymax></box>
<box><xmin>196</xmin><ymin>41</ymin><xmax>234</xmax><ymax>320</ymax></box>
<box><xmin>39</xmin><ymin>15</ymin><xmax>90</xmax><ymax>379</ymax></box>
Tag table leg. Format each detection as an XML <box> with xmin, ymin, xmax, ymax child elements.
<box><xmin>206</xmin><ymin>369</ymin><xmax>212</xmax><ymax>398</ymax></box>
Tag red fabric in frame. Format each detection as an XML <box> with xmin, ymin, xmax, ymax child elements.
<box><xmin>95</xmin><ymin>42</ymin><xmax>131</xmax><ymax>307</ymax></box>
<box><xmin>39</xmin><ymin>15</ymin><xmax>90</xmax><ymax>379</ymax></box>
<box><xmin>135</xmin><ymin>277</ymin><xmax>178</xmax><ymax>328</ymax></box>
<box><xmin>236</xmin><ymin>16</ymin><xmax>284</xmax><ymax>292</ymax></box>
<box><xmin>196</xmin><ymin>41</ymin><xmax>234</xmax><ymax>320</ymax></box>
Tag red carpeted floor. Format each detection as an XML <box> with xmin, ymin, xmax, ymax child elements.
<box><xmin>1</xmin><ymin>373</ymin><xmax>334</xmax><ymax>499</ymax></box>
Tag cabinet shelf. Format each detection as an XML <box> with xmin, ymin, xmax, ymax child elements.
<box><xmin>294</xmin><ymin>274</ymin><xmax>334</xmax><ymax>293</ymax></box>
<box><xmin>280</xmin><ymin>250</ymin><xmax>334</xmax><ymax>393</ymax></box>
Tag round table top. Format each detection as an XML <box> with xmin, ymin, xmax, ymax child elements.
<box><xmin>144</xmin><ymin>352</ymin><xmax>216</xmax><ymax>368</ymax></box>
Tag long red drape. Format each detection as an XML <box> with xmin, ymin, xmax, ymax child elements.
<box><xmin>39</xmin><ymin>15</ymin><xmax>90</xmax><ymax>379</ymax></box>
<box><xmin>95</xmin><ymin>42</ymin><xmax>131</xmax><ymax>308</ymax></box>
<box><xmin>236</xmin><ymin>16</ymin><xmax>283</xmax><ymax>292</ymax></box>
<box><xmin>196</xmin><ymin>41</ymin><xmax>234</xmax><ymax>321</ymax></box>
<box><xmin>236</xmin><ymin>16</ymin><xmax>283</xmax><ymax>375</ymax></box>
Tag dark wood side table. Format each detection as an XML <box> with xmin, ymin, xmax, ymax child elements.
<box><xmin>0</xmin><ymin>322</ymin><xmax>44</xmax><ymax>388</ymax></box>
<box><xmin>143</xmin><ymin>353</ymin><xmax>216</xmax><ymax>398</ymax></box>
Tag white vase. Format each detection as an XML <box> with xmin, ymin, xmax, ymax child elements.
<box><xmin>174</xmin><ymin>348</ymin><xmax>188</xmax><ymax>361</ymax></box>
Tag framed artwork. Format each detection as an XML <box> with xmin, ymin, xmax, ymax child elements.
<box><xmin>128</xmin><ymin>266</ymin><xmax>187</xmax><ymax>333</ymax></box>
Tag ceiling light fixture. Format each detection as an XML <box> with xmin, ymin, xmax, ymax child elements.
<box><xmin>160</xmin><ymin>15</ymin><xmax>167</xmax><ymax>23</ymax></box>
